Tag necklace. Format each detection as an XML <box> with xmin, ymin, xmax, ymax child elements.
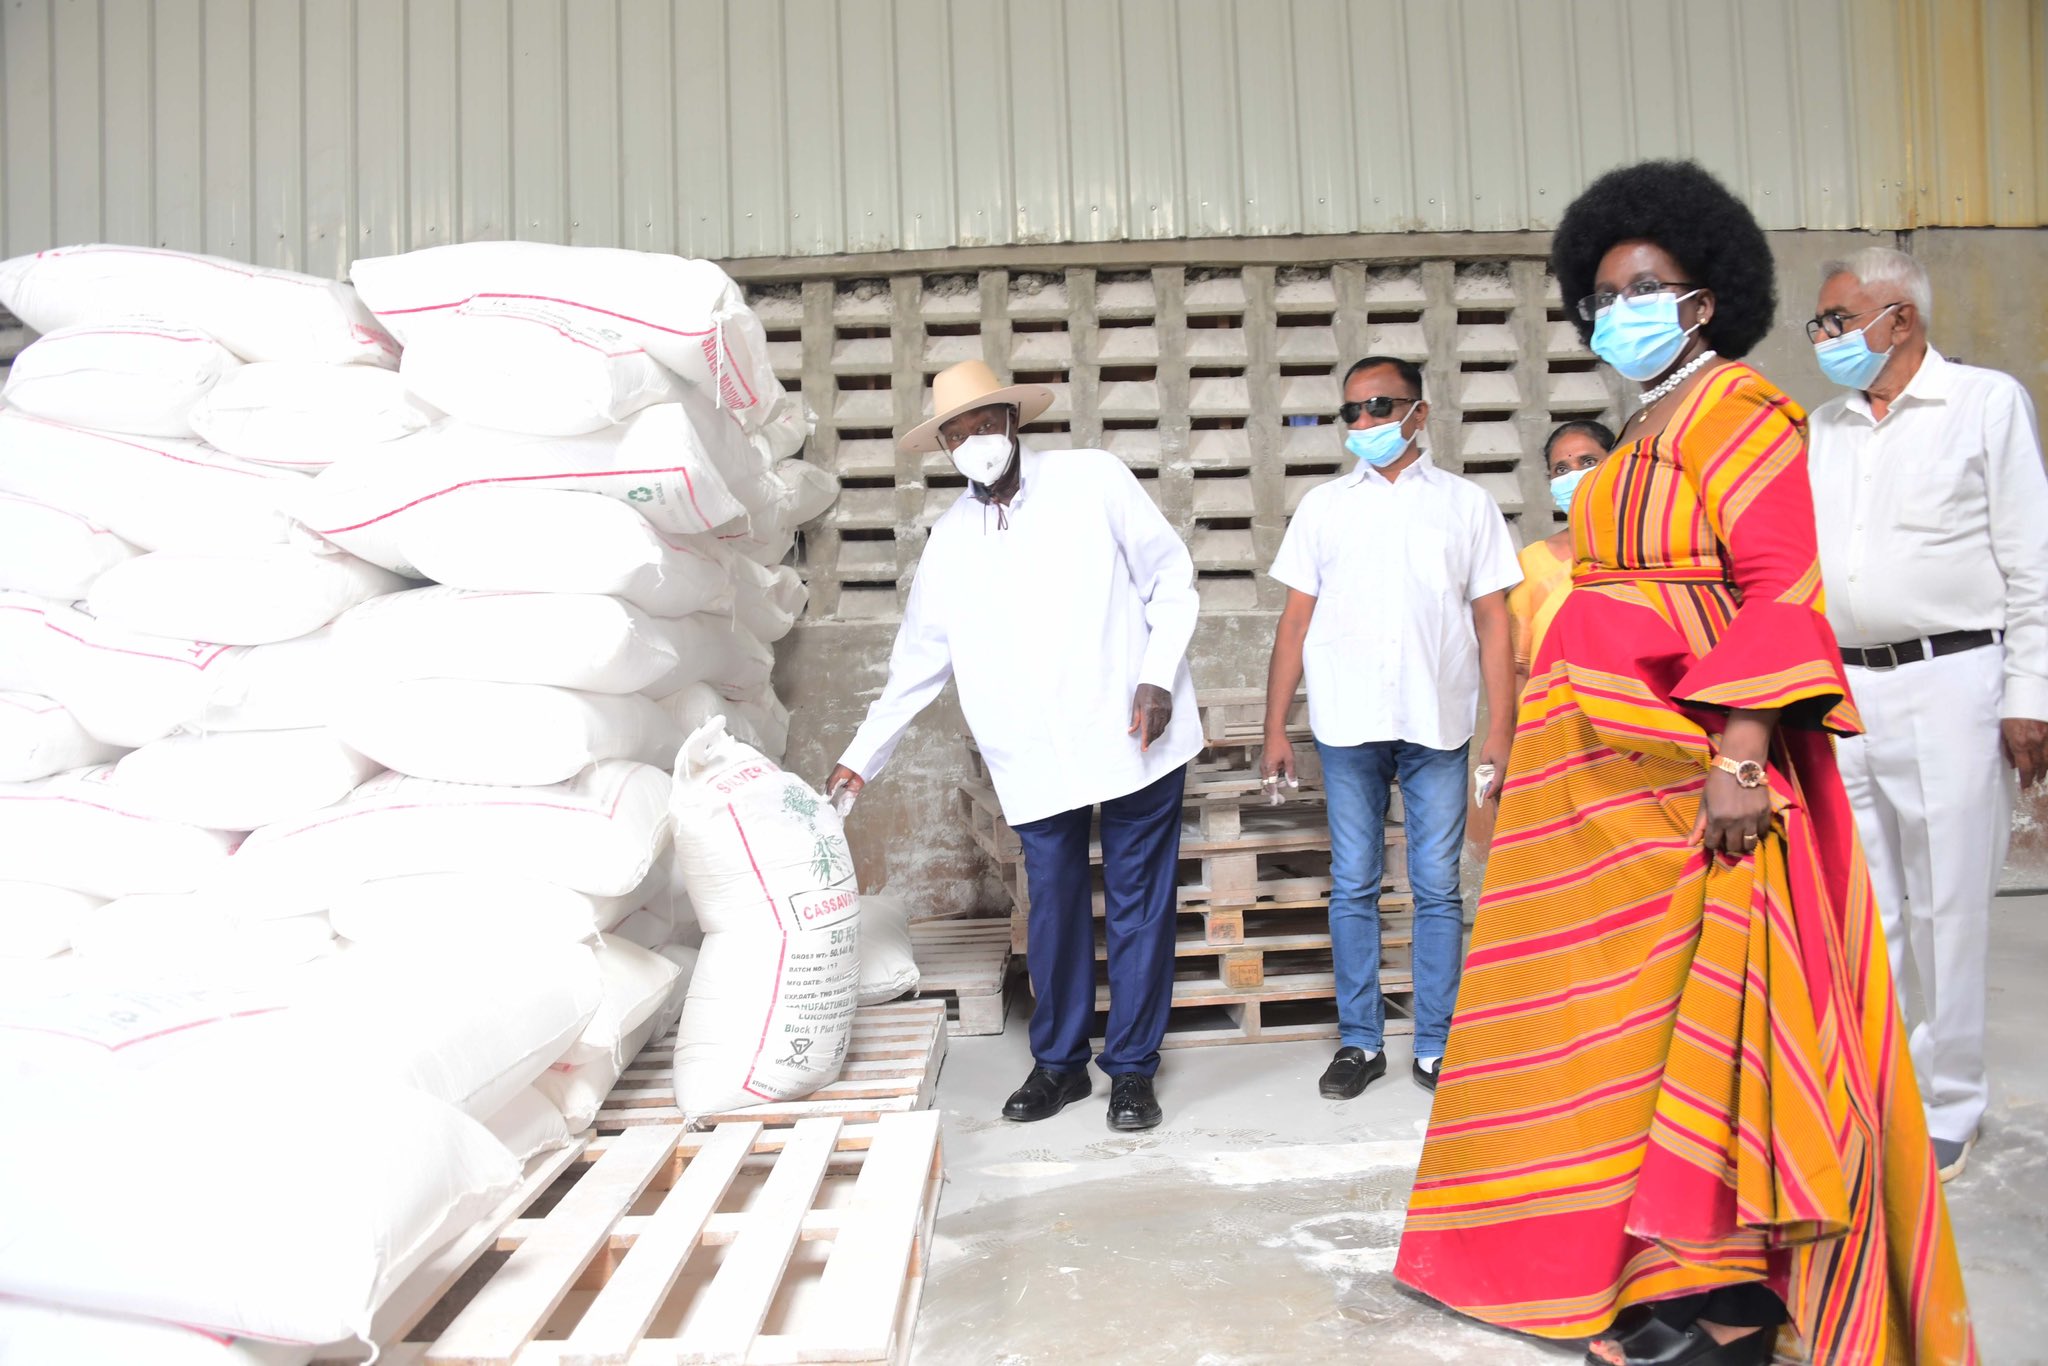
<box><xmin>1638</xmin><ymin>349</ymin><xmax>1717</xmax><ymax>405</ymax></box>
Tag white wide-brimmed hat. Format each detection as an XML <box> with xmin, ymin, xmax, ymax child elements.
<box><xmin>900</xmin><ymin>360</ymin><xmax>1054</xmax><ymax>454</ymax></box>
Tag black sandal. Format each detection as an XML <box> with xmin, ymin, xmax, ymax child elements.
<box><xmin>1587</xmin><ymin>1315</ymin><xmax>1774</xmax><ymax>1366</ymax></box>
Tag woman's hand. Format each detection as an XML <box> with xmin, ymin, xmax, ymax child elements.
<box><xmin>1689</xmin><ymin>766</ymin><xmax>1772</xmax><ymax>857</ymax></box>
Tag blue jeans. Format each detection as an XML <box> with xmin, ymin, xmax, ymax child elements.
<box><xmin>1315</xmin><ymin>738</ymin><xmax>1469</xmax><ymax>1056</ymax></box>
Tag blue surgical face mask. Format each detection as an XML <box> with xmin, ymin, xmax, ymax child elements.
<box><xmin>1590</xmin><ymin>290</ymin><xmax>1702</xmax><ymax>382</ymax></box>
<box><xmin>1343</xmin><ymin>402</ymin><xmax>1421</xmax><ymax>468</ymax></box>
<box><xmin>1550</xmin><ymin>466</ymin><xmax>1591</xmax><ymax>514</ymax></box>
<box><xmin>1813</xmin><ymin>305</ymin><xmax>1898</xmax><ymax>391</ymax></box>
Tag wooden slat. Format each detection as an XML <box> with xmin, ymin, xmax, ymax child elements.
<box><xmin>311</xmin><ymin>1140</ymin><xmax>592</xmax><ymax>1365</ymax></box>
<box><xmin>558</xmin><ymin>1122</ymin><xmax>759</xmax><ymax>1366</ymax></box>
<box><xmin>672</xmin><ymin>1117</ymin><xmax>841</xmax><ymax>1363</ymax></box>
<box><xmin>802</xmin><ymin>1109</ymin><xmax>942</xmax><ymax>1361</ymax></box>
<box><xmin>426</xmin><ymin>1125</ymin><xmax>681</xmax><ymax>1366</ymax></box>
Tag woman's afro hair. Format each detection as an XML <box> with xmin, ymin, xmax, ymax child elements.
<box><xmin>1550</xmin><ymin>160</ymin><xmax>1776</xmax><ymax>360</ymax></box>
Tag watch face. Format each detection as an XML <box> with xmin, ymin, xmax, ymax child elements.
<box><xmin>1737</xmin><ymin>761</ymin><xmax>1765</xmax><ymax>787</ymax></box>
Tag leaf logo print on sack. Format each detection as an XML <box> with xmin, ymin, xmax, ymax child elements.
<box><xmin>809</xmin><ymin>835</ymin><xmax>849</xmax><ymax>884</ymax></box>
<box><xmin>627</xmin><ymin>486</ymin><xmax>654</xmax><ymax>503</ymax></box>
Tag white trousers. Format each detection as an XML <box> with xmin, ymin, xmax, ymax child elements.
<box><xmin>1836</xmin><ymin>645</ymin><xmax>2013</xmax><ymax>1144</ymax></box>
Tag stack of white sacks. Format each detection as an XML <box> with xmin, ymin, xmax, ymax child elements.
<box><xmin>0</xmin><ymin>241</ymin><xmax>833</xmax><ymax>1362</ymax></box>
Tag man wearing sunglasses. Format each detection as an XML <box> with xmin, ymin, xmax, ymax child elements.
<box><xmin>1805</xmin><ymin>246</ymin><xmax>2048</xmax><ymax>1182</ymax></box>
<box><xmin>1260</xmin><ymin>355</ymin><xmax>1520</xmax><ymax>1100</ymax></box>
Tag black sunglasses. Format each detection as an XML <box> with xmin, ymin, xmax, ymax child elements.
<box><xmin>1339</xmin><ymin>396</ymin><xmax>1419</xmax><ymax>424</ymax></box>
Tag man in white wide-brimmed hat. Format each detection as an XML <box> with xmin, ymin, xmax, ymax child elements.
<box><xmin>829</xmin><ymin>359</ymin><xmax>1201</xmax><ymax>1132</ymax></box>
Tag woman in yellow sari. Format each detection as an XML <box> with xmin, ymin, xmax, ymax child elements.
<box><xmin>1509</xmin><ymin>421</ymin><xmax>1614</xmax><ymax>693</ymax></box>
<box><xmin>1397</xmin><ymin>160</ymin><xmax>1975</xmax><ymax>1366</ymax></box>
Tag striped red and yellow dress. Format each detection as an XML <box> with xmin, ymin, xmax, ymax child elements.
<box><xmin>1395</xmin><ymin>363</ymin><xmax>1976</xmax><ymax>1364</ymax></box>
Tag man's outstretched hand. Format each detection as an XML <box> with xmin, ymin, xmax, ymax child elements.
<box><xmin>825</xmin><ymin>765</ymin><xmax>865</xmax><ymax>800</ymax></box>
<box><xmin>1129</xmin><ymin>683</ymin><xmax>1173</xmax><ymax>752</ymax></box>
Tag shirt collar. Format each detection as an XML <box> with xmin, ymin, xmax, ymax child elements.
<box><xmin>1345</xmin><ymin>448</ymin><xmax>1436</xmax><ymax>489</ymax></box>
<box><xmin>1846</xmin><ymin>345</ymin><xmax>1950</xmax><ymax>421</ymax></box>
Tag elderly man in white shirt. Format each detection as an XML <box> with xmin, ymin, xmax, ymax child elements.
<box><xmin>1806</xmin><ymin>245</ymin><xmax>2048</xmax><ymax>1181</ymax></box>
<box><xmin>1260</xmin><ymin>355</ymin><xmax>1521</xmax><ymax>1101</ymax></box>
<box><xmin>829</xmin><ymin>360</ymin><xmax>1201</xmax><ymax>1133</ymax></box>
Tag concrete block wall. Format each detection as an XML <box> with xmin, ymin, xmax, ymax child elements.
<box><xmin>747</xmin><ymin>254</ymin><xmax>1627</xmax><ymax>627</ymax></box>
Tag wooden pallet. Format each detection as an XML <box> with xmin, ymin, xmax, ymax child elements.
<box><xmin>595</xmin><ymin>999</ymin><xmax>948</xmax><ymax>1132</ymax></box>
<box><xmin>986</xmin><ymin>838</ymin><xmax>1411</xmax><ymax>944</ymax></box>
<box><xmin>906</xmin><ymin>917</ymin><xmax>1011</xmax><ymax>1036</ymax></box>
<box><xmin>957</xmin><ymin>779</ymin><xmax>1406</xmax><ymax>889</ymax></box>
<box><xmin>1097</xmin><ymin>971</ymin><xmax>1416</xmax><ymax>1049</ymax></box>
<box><xmin>348</xmin><ymin>1113</ymin><xmax>944</xmax><ymax>1366</ymax></box>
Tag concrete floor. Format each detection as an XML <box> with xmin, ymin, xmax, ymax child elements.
<box><xmin>909</xmin><ymin>896</ymin><xmax>2048</xmax><ymax>1365</ymax></box>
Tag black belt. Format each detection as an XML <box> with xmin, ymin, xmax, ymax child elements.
<box><xmin>1839</xmin><ymin>629</ymin><xmax>2002</xmax><ymax>671</ymax></box>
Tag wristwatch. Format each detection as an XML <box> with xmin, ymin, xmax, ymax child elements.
<box><xmin>1710</xmin><ymin>754</ymin><xmax>1766</xmax><ymax>789</ymax></box>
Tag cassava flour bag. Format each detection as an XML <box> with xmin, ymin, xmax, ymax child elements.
<box><xmin>667</xmin><ymin>719</ymin><xmax>859</xmax><ymax>1123</ymax></box>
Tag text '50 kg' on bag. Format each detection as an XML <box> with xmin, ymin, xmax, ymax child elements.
<box><xmin>666</xmin><ymin>718</ymin><xmax>860</xmax><ymax>1125</ymax></box>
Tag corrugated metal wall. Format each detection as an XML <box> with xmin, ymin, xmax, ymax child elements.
<box><xmin>4</xmin><ymin>0</ymin><xmax>2042</xmax><ymax>269</ymax></box>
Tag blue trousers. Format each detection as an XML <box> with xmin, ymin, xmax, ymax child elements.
<box><xmin>1012</xmin><ymin>765</ymin><xmax>1187</xmax><ymax>1077</ymax></box>
<box><xmin>1315</xmin><ymin>738</ymin><xmax>1469</xmax><ymax>1057</ymax></box>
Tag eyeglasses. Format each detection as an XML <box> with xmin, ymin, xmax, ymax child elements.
<box><xmin>937</xmin><ymin>408</ymin><xmax>1012</xmax><ymax>450</ymax></box>
<box><xmin>1338</xmin><ymin>396</ymin><xmax>1420</xmax><ymax>424</ymax></box>
<box><xmin>1805</xmin><ymin>302</ymin><xmax>1903</xmax><ymax>343</ymax></box>
<box><xmin>1573</xmin><ymin>279</ymin><xmax>1699</xmax><ymax>323</ymax></box>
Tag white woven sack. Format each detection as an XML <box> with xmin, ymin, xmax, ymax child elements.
<box><xmin>348</xmin><ymin>241</ymin><xmax>778</xmax><ymax>431</ymax></box>
<box><xmin>24</xmin><ymin>604</ymin><xmax>351</xmax><ymax>747</ymax></box>
<box><xmin>391</xmin><ymin>485</ymin><xmax>735</xmax><ymax>617</ymax></box>
<box><xmin>0</xmin><ymin>881</ymin><xmax>103</xmax><ymax>959</ymax></box>
<box><xmin>397</xmin><ymin>295</ymin><xmax>686</xmax><ymax>435</ymax></box>
<box><xmin>66</xmin><ymin>900</ymin><xmax>338</xmax><ymax>985</ymax></box>
<box><xmin>188</xmin><ymin>361</ymin><xmax>438</xmax><ymax>469</ymax></box>
<box><xmin>641</xmin><ymin>614</ymin><xmax>773</xmax><ymax>699</ymax></box>
<box><xmin>224</xmin><ymin>761</ymin><xmax>672</xmax><ymax>918</ymax></box>
<box><xmin>0</xmin><ymin>1299</ymin><xmax>315</xmax><ymax>1366</ymax></box>
<box><xmin>555</xmin><ymin>934</ymin><xmax>682</xmax><ymax>1072</ymax></box>
<box><xmin>1</xmin><ymin>318</ymin><xmax>242</xmax><ymax>436</ymax></box>
<box><xmin>333</xmin><ymin>586</ymin><xmax>678</xmax><ymax>693</ymax></box>
<box><xmin>294</xmin><ymin>404</ymin><xmax>750</xmax><ymax>575</ymax></box>
<box><xmin>0</xmin><ymin>691</ymin><xmax>124</xmax><ymax>782</ymax></box>
<box><xmin>86</xmin><ymin>544</ymin><xmax>407</xmax><ymax>645</ymax></box>
<box><xmin>533</xmin><ymin>1014</ymin><xmax>661</xmax><ymax>1132</ymax></box>
<box><xmin>727</xmin><ymin>554</ymin><xmax>807</xmax><ymax>643</ymax></box>
<box><xmin>0</xmin><ymin>766</ymin><xmax>237</xmax><ymax>897</ymax></box>
<box><xmin>857</xmin><ymin>892</ymin><xmax>921</xmax><ymax>1005</ymax></box>
<box><xmin>0</xmin><ymin>490</ymin><xmax>143</xmax><ymax>598</ymax></box>
<box><xmin>668</xmin><ymin>719</ymin><xmax>859</xmax><ymax>1122</ymax></box>
<box><xmin>482</xmin><ymin>1085</ymin><xmax>573</xmax><ymax>1164</ymax></box>
<box><xmin>329</xmin><ymin>871</ymin><xmax>647</xmax><ymax>947</ymax></box>
<box><xmin>0</xmin><ymin>1073</ymin><xmax>513</xmax><ymax>1345</ymax></box>
<box><xmin>104</xmin><ymin>728</ymin><xmax>379</xmax><ymax>831</ymax></box>
<box><xmin>334</xmin><ymin>678</ymin><xmax>680</xmax><ymax>787</ymax></box>
<box><xmin>655</xmin><ymin>681</ymin><xmax>791</xmax><ymax>760</ymax></box>
<box><xmin>0</xmin><ymin>409</ymin><xmax>306</xmax><ymax>551</ymax></box>
<box><xmin>770</xmin><ymin>457</ymin><xmax>842</xmax><ymax>529</ymax></box>
<box><xmin>704</xmin><ymin>515</ymin><xmax>796</xmax><ymax>569</ymax></box>
<box><xmin>0</xmin><ymin>243</ymin><xmax>399</xmax><ymax>366</ymax></box>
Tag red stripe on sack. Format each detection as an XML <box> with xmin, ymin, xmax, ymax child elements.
<box><xmin>313</xmin><ymin>465</ymin><xmax>726</xmax><ymax>535</ymax></box>
<box><xmin>725</xmin><ymin>801</ymin><xmax>792</xmax><ymax>1100</ymax></box>
<box><xmin>3</xmin><ymin>411</ymin><xmax>276</xmax><ymax>480</ymax></box>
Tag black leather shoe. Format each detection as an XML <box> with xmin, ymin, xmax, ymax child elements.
<box><xmin>1412</xmin><ymin>1056</ymin><xmax>1441</xmax><ymax>1091</ymax></box>
<box><xmin>1001</xmin><ymin>1065</ymin><xmax>1091</xmax><ymax>1122</ymax></box>
<box><xmin>1106</xmin><ymin>1074</ymin><xmax>1163</xmax><ymax>1131</ymax></box>
<box><xmin>1318</xmin><ymin>1046</ymin><xmax>1387</xmax><ymax>1099</ymax></box>
<box><xmin>1584</xmin><ymin>1316</ymin><xmax>1774</xmax><ymax>1366</ymax></box>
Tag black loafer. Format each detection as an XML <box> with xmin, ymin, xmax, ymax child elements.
<box><xmin>1318</xmin><ymin>1046</ymin><xmax>1387</xmax><ymax>1099</ymax></box>
<box><xmin>1586</xmin><ymin>1318</ymin><xmax>1774</xmax><ymax>1366</ymax></box>
<box><xmin>1001</xmin><ymin>1065</ymin><xmax>1091</xmax><ymax>1122</ymax></box>
<box><xmin>1106</xmin><ymin>1074</ymin><xmax>1163</xmax><ymax>1131</ymax></box>
<box><xmin>1412</xmin><ymin>1057</ymin><xmax>1441</xmax><ymax>1091</ymax></box>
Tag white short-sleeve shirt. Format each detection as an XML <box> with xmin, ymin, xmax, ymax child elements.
<box><xmin>1268</xmin><ymin>452</ymin><xmax>1522</xmax><ymax>750</ymax></box>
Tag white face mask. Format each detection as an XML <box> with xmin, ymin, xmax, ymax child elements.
<box><xmin>946</xmin><ymin>413</ymin><xmax>1015</xmax><ymax>486</ymax></box>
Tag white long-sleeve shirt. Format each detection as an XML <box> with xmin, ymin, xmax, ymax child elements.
<box><xmin>836</xmin><ymin>444</ymin><xmax>1202</xmax><ymax>825</ymax></box>
<box><xmin>1808</xmin><ymin>348</ymin><xmax>2048</xmax><ymax>720</ymax></box>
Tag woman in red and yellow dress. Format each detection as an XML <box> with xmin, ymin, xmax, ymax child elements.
<box><xmin>1396</xmin><ymin>161</ymin><xmax>1976</xmax><ymax>1366</ymax></box>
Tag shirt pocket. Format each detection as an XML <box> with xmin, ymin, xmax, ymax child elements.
<box><xmin>1895</xmin><ymin>449</ymin><xmax>1983</xmax><ymax>534</ymax></box>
